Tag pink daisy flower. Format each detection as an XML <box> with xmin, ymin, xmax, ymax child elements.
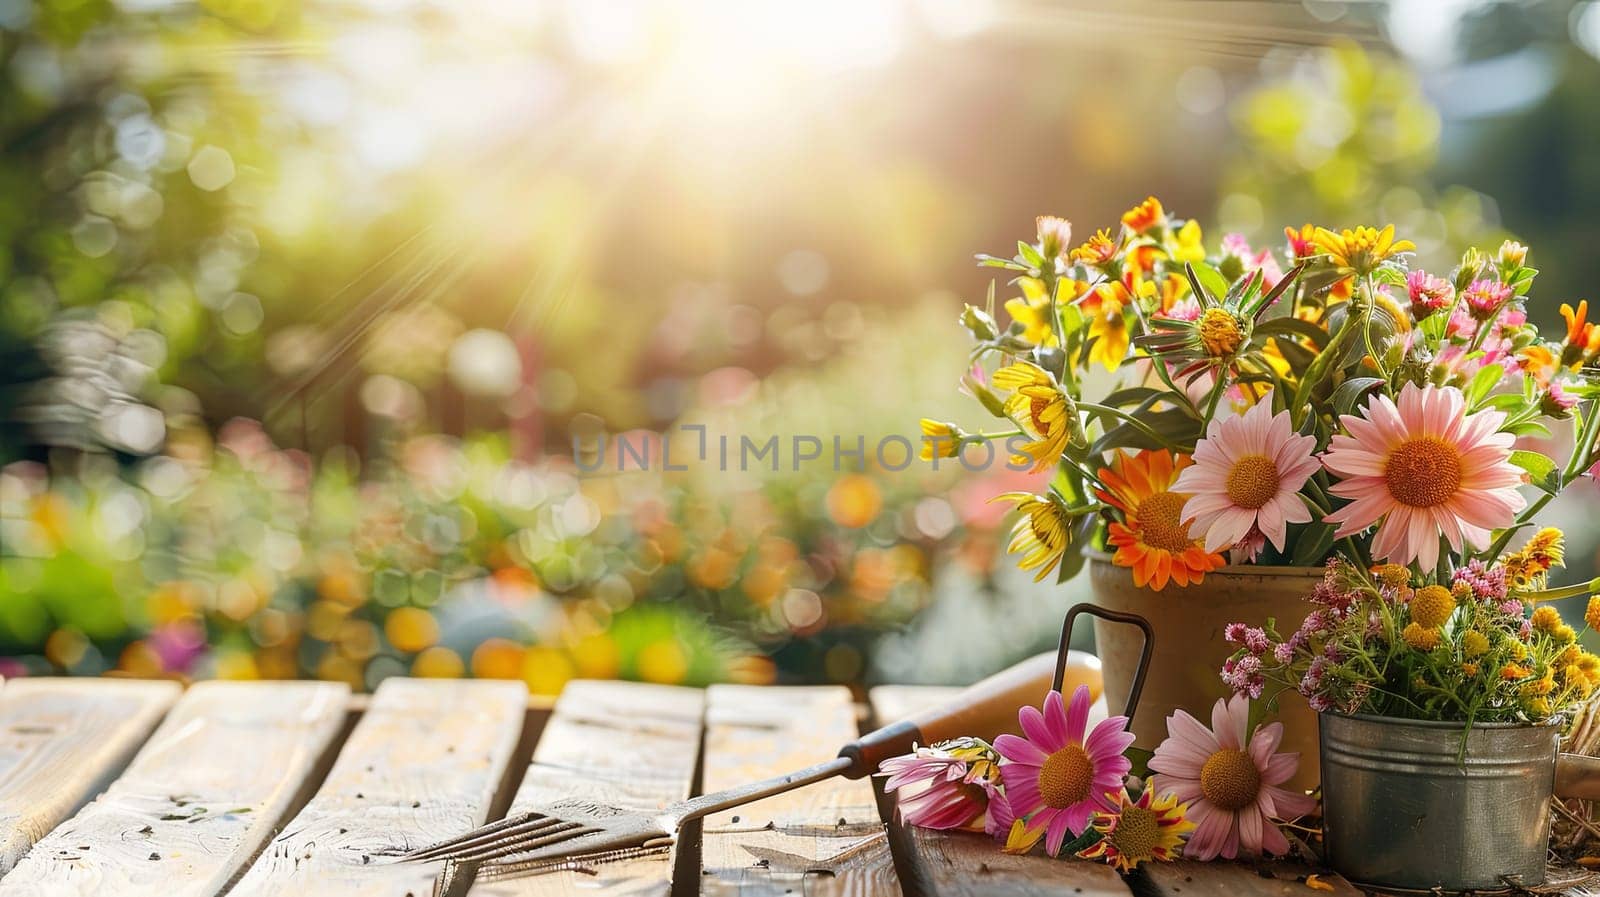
<box><xmin>1173</xmin><ymin>392</ymin><xmax>1318</xmax><ymax>554</ymax></box>
<box><xmin>879</xmin><ymin>738</ymin><xmax>1001</xmax><ymax>831</ymax></box>
<box><xmin>1321</xmin><ymin>382</ymin><xmax>1525</xmax><ymax>570</ymax></box>
<box><xmin>1148</xmin><ymin>695</ymin><xmax>1316</xmax><ymax>860</ymax></box>
<box><xmin>994</xmin><ymin>686</ymin><xmax>1135</xmax><ymax>856</ymax></box>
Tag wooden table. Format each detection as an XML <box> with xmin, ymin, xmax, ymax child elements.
<box><xmin>0</xmin><ymin>676</ymin><xmax>1368</xmax><ymax>897</ymax></box>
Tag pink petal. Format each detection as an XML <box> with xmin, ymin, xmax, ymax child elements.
<box><xmin>1165</xmin><ymin>707</ymin><xmax>1221</xmax><ymax>754</ymax></box>
<box><xmin>1045</xmin><ymin>810</ymin><xmax>1075</xmax><ymax>856</ymax></box>
<box><xmin>1261</xmin><ymin>751</ymin><xmax>1299</xmax><ymax>786</ymax></box>
<box><xmin>1064</xmin><ymin>685</ymin><xmax>1090</xmax><ymax>745</ymax></box>
<box><xmin>994</xmin><ymin>734</ymin><xmax>1047</xmax><ymax>766</ymax></box>
<box><xmin>1248</xmin><ymin>721</ymin><xmax>1284</xmax><ymax>768</ymax></box>
<box><xmin>1019</xmin><ymin>705</ymin><xmax>1054</xmax><ymax>749</ymax></box>
<box><xmin>1237</xmin><ymin>804</ymin><xmax>1264</xmax><ymax>856</ymax></box>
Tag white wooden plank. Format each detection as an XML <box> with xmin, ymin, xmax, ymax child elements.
<box><xmin>468</xmin><ymin>679</ymin><xmax>704</xmax><ymax>897</ymax></box>
<box><xmin>0</xmin><ymin>680</ymin><xmax>349</xmax><ymax>897</ymax></box>
<box><xmin>0</xmin><ymin>678</ymin><xmax>180</xmax><ymax>875</ymax></box>
<box><xmin>698</xmin><ymin>685</ymin><xmax>897</xmax><ymax>897</ymax></box>
<box><xmin>228</xmin><ymin>678</ymin><xmax>527</xmax><ymax>897</ymax></box>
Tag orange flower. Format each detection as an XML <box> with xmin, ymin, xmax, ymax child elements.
<box><xmin>1560</xmin><ymin>301</ymin><xmax>1600</xmax><ymax>366</ymax></box>
<box><xmin>1516</xmin><ymin>344</ymin><xmax>1557</xmax><ymax>387</ymax></box>
<box><xmin>1096</xmin><ymin>450</ymin><xmax>1226</xmax><ymax>590</ymax></box>
<box><xmin>1071</xmin><ymin>229</ymin><xmax>1119</xmax><ymax>268</ymax></box>
<box><xmin>1121</xmin><ymin>196</ymin><xmax>1165</xmax><ymax>235</ymax></box>
<box><xmin>1127</xmin><ymin>243</ymin><xmax>1164</xmax><ymax>274</ymax></box>
<box><xmin>1284</xmin><ymin>224</ymin><xmax>1317</xmax><ymax>261</ymax></box>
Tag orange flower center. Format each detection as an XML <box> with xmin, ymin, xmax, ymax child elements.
<box><xmin>1135</xmin><ymin>491</ymin><xmax>1195</xmax><ymax>553</ymax></box>
<box><xmin>1030</xmin><ymin>396</ymin><xmax>1054</xmax><ymax>435</ymax></box>
<box><xmin>1383</xmin><ymin>437</ymin><xmax>1461</xmax><ymax>507</ymax></box>
<box><xmin>1198</xmin><ymin>309</ymin><xmax>1243</xmax><ymax>357</ymax></box>
<box><xmin>1200</xmin><ymin>748</ymin><xmax>1261</xmax><ymax>811</ymax></box>
<box><xmin>1038</xmin><ymin>743</ymin><xmax>1095</xmax><ymax>808</ymax></box>
<box><xmin>1108</xmin><ymin>804</ymin><xmax>1160</xmax><ymax>860</ymax></box>
<box><xmin>1225</xmin><ymin>455</ymin><xmax>1280</xmax><ymax>510</ymax></box>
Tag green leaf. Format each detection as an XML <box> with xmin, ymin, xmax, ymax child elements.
<box><xmin>1371</xmin><ymin>265</ymin><xmax>1407</xmax><ymax>287</ymax></box>
<box><xmin>1189</xmin><ymin>261</ymin><xmax>1229</xmax><ymax>303</ymax></box>
<box><xmin>1509</xmin><ymin>449</ymin><xmax>1560</xmax><ymax>494</ymax></box>
<box><xmin>1465</xmin><ymin>363</ymin><xmax>1505</xmax><ymax>408</ymax></box>
<box><xmin>1056</xmin><ymin>514</ymin><xmax>1098</xmax><ymax>584</ymax></box>
<box><xmin>1252</xmin><ymin>316</ymin><xmax>1330</xmax><ymax>350</ymax></box>
<box><xmin>1059</xmin><ymin>826</ymin><xmax>1104</xmax><ymax>857</ymax></box>
<box><xmin>1100</xmin><ymin>386</ymin><xmax>1165</xmax><ymax>408</ymax></box>
<box><xmin>1509</xmin><ymin>267</ymin><xmax>1538</xmax><ymax>296</ymax></box>
<box><xmin>1291</xmin><ymin>521</ymin><xmax>1337</xmax><ymax>566</ymax></box>
<box><xmin>1507</xmin><ymin>421</ymin><xmax>1553</xmax><ymax>440</ymax></box>
<box><xmin>1017</xmin><ymin>241</ymin><xmax>1045</xmax><ymax>268</ymax></box>
<box><xmin>1088</xmin><ymin>408</ymin><xmax>1201</xmax><ymax>455</ymax></box>
<box><xmin>976</xmin><ymin>254</ymin><xmax>1028</xmax><ymax>271</ymax></box>
<box><xmin>1330</xmin><ymin>377</ymin><xmax>1384</xmax><ymax>416</ymax></box>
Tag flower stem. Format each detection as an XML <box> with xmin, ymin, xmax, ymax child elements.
<box><xmin>1522</xmin><ymin>577</ymin><xmax>1600</xmax><ymax>603</ymax></box>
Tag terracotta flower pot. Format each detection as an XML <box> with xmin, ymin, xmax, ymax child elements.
<box><xmin>1087</xmin><ymin>555</ymin><xmax>1321</xmax><ymax>791</ymax></box>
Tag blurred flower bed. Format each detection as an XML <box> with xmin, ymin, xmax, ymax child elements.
<box><xmin>0</xmin><ymin>409</ymin><xmax>1019</xmax><ymax>691</ymax></box>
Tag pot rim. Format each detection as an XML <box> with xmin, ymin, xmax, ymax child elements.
<box><xmin>1085</xmin><ymin>549</ymin><xmax>1325</xmax><ymax>579</ymax></box>
<box><xmin>1319</xmin><ymin>710</ymin><xmax>1563</xmax><ymax>731</ymax></box>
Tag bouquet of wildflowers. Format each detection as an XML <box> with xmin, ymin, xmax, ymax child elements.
<box><xmin>930</xmin><ymin>198</ymin><xmax>1600</xmax><ymax>602</ymax></box>
<box><xmin>1224</xmin><ymin>549</ymin><xmax>1600</xmax><ymax>723</ymax></box>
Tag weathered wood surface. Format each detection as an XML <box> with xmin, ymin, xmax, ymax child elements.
<box><xmin>0</xmin><ymin>678</ymin><xmax>180</xmax><ymax>874</ymax></box>
<box><xmin>1134</xmin><ymin>857</ymin><xmax>1362</xmax><ymax>897</ymax></box>
<box><xmin>0</xmin><ymin>680</ymin><xmax>348</xmax><ymax>897</ymax></box>
<box><xmin>698</xmin><ymin>685</ymin><xmax>898</xmax><ymax>897</ymax></box>
<box><xmin>468</xmin><ymin>680</ymin><xmax>705</xmax><ymax>897</ymax></box>
<box><xmin>228</xmin><ymin>678</ymin><xmax>527</xmax><ymax>897</ymax></box>
<box><xmin>867</xmin><ymin>686</ymin><xmax>1132</xmax><ymax>897</ymax></box>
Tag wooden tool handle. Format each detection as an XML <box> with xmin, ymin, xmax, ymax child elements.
<box><xmin>838</xmin><ymin>650</ymin><xmax>1100</xmax><ymax>778</ymax></box>
<box><xmin>1555</xmin><ymin>752</ymin><xmax>1600</xmax><ymax>800</ymax></box>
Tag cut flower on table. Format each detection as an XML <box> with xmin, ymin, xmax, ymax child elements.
<box><xmin>877</xmin><ymin>685</ymin><xmax>1314</xmax><ymax>868</ymax></box>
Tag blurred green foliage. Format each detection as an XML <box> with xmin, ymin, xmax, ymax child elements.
<box><xmin>1219</xmin><ymin>42</ymin><xmax>1507</xmax><ymax>269</ymax></box>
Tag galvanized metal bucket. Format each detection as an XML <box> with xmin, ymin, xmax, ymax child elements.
<box><xmin>1319</xmin><ymin>712</ymin><xmax>1600</xmax><ymax>892</ymax></box>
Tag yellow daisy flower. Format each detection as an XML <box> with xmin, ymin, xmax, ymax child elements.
<box><xmin>918</xmin><ymin>419</ymin><xmax>968</xmax><ymax>460</ymax></box>
<box><xmin>1168</xmin><ymin>219</ymin><xmax>1205</xmax><ymax>263</ymax></box>
<box><xmin>991</xmin><ymin>361</ymin><xmax>1075</xmax><ymax>473</ymax></box>
<box><xmin>993</xmin><ymin>492</ymin><xmax>1073</xmax><ymax>582</ymax></box>
<box><xmin>1311</xmin><ymin>225</ymin><xmax>1415</xmax><ymax>275</ymax></box>
<box><xmin>1076</xmin><ymin>786</ymin><xmax>1194</xmax><ymax>872</ymax></box>
<box><xmin>1084</xmin><ymin>284</ymin><xmax>1132</xmax><ymax>372</ymax></box>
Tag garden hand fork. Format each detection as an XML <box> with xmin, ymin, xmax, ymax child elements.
<box><xmin>401</xmin><ymin>650</ymin><xmax>1065</xmax><ymax>868</ymax></box>
<box><xmin>401</xmin><ymin>603</ymin><xmax>1155</xmax><ymax>871</ymax></box>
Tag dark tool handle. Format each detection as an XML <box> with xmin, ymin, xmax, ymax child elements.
<box><xmin>837</xmin><ymin>651</ymin><xmax>1060</xmax><ymax>778</ymax></box>
<box><xmin>1057</xmin><ymin>602</ymin><xmax>1153</xmax><ymax>725</ymax></box>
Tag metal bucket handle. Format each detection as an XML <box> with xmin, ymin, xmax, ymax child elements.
<box><xmin>1055</xmin><ymin>602</ymin><xmax>1154</xmax><ymax>726</ymax></box>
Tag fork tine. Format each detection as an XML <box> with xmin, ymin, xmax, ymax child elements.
<box><xmin>402</xmin><ymin>811</ymin><xmax>556</xmax><ymax>861</ymax></box>
<box><xmin>437</xmin><ymin>822</ymin><xmax>597</xmax><ymax>864</ymax></box>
